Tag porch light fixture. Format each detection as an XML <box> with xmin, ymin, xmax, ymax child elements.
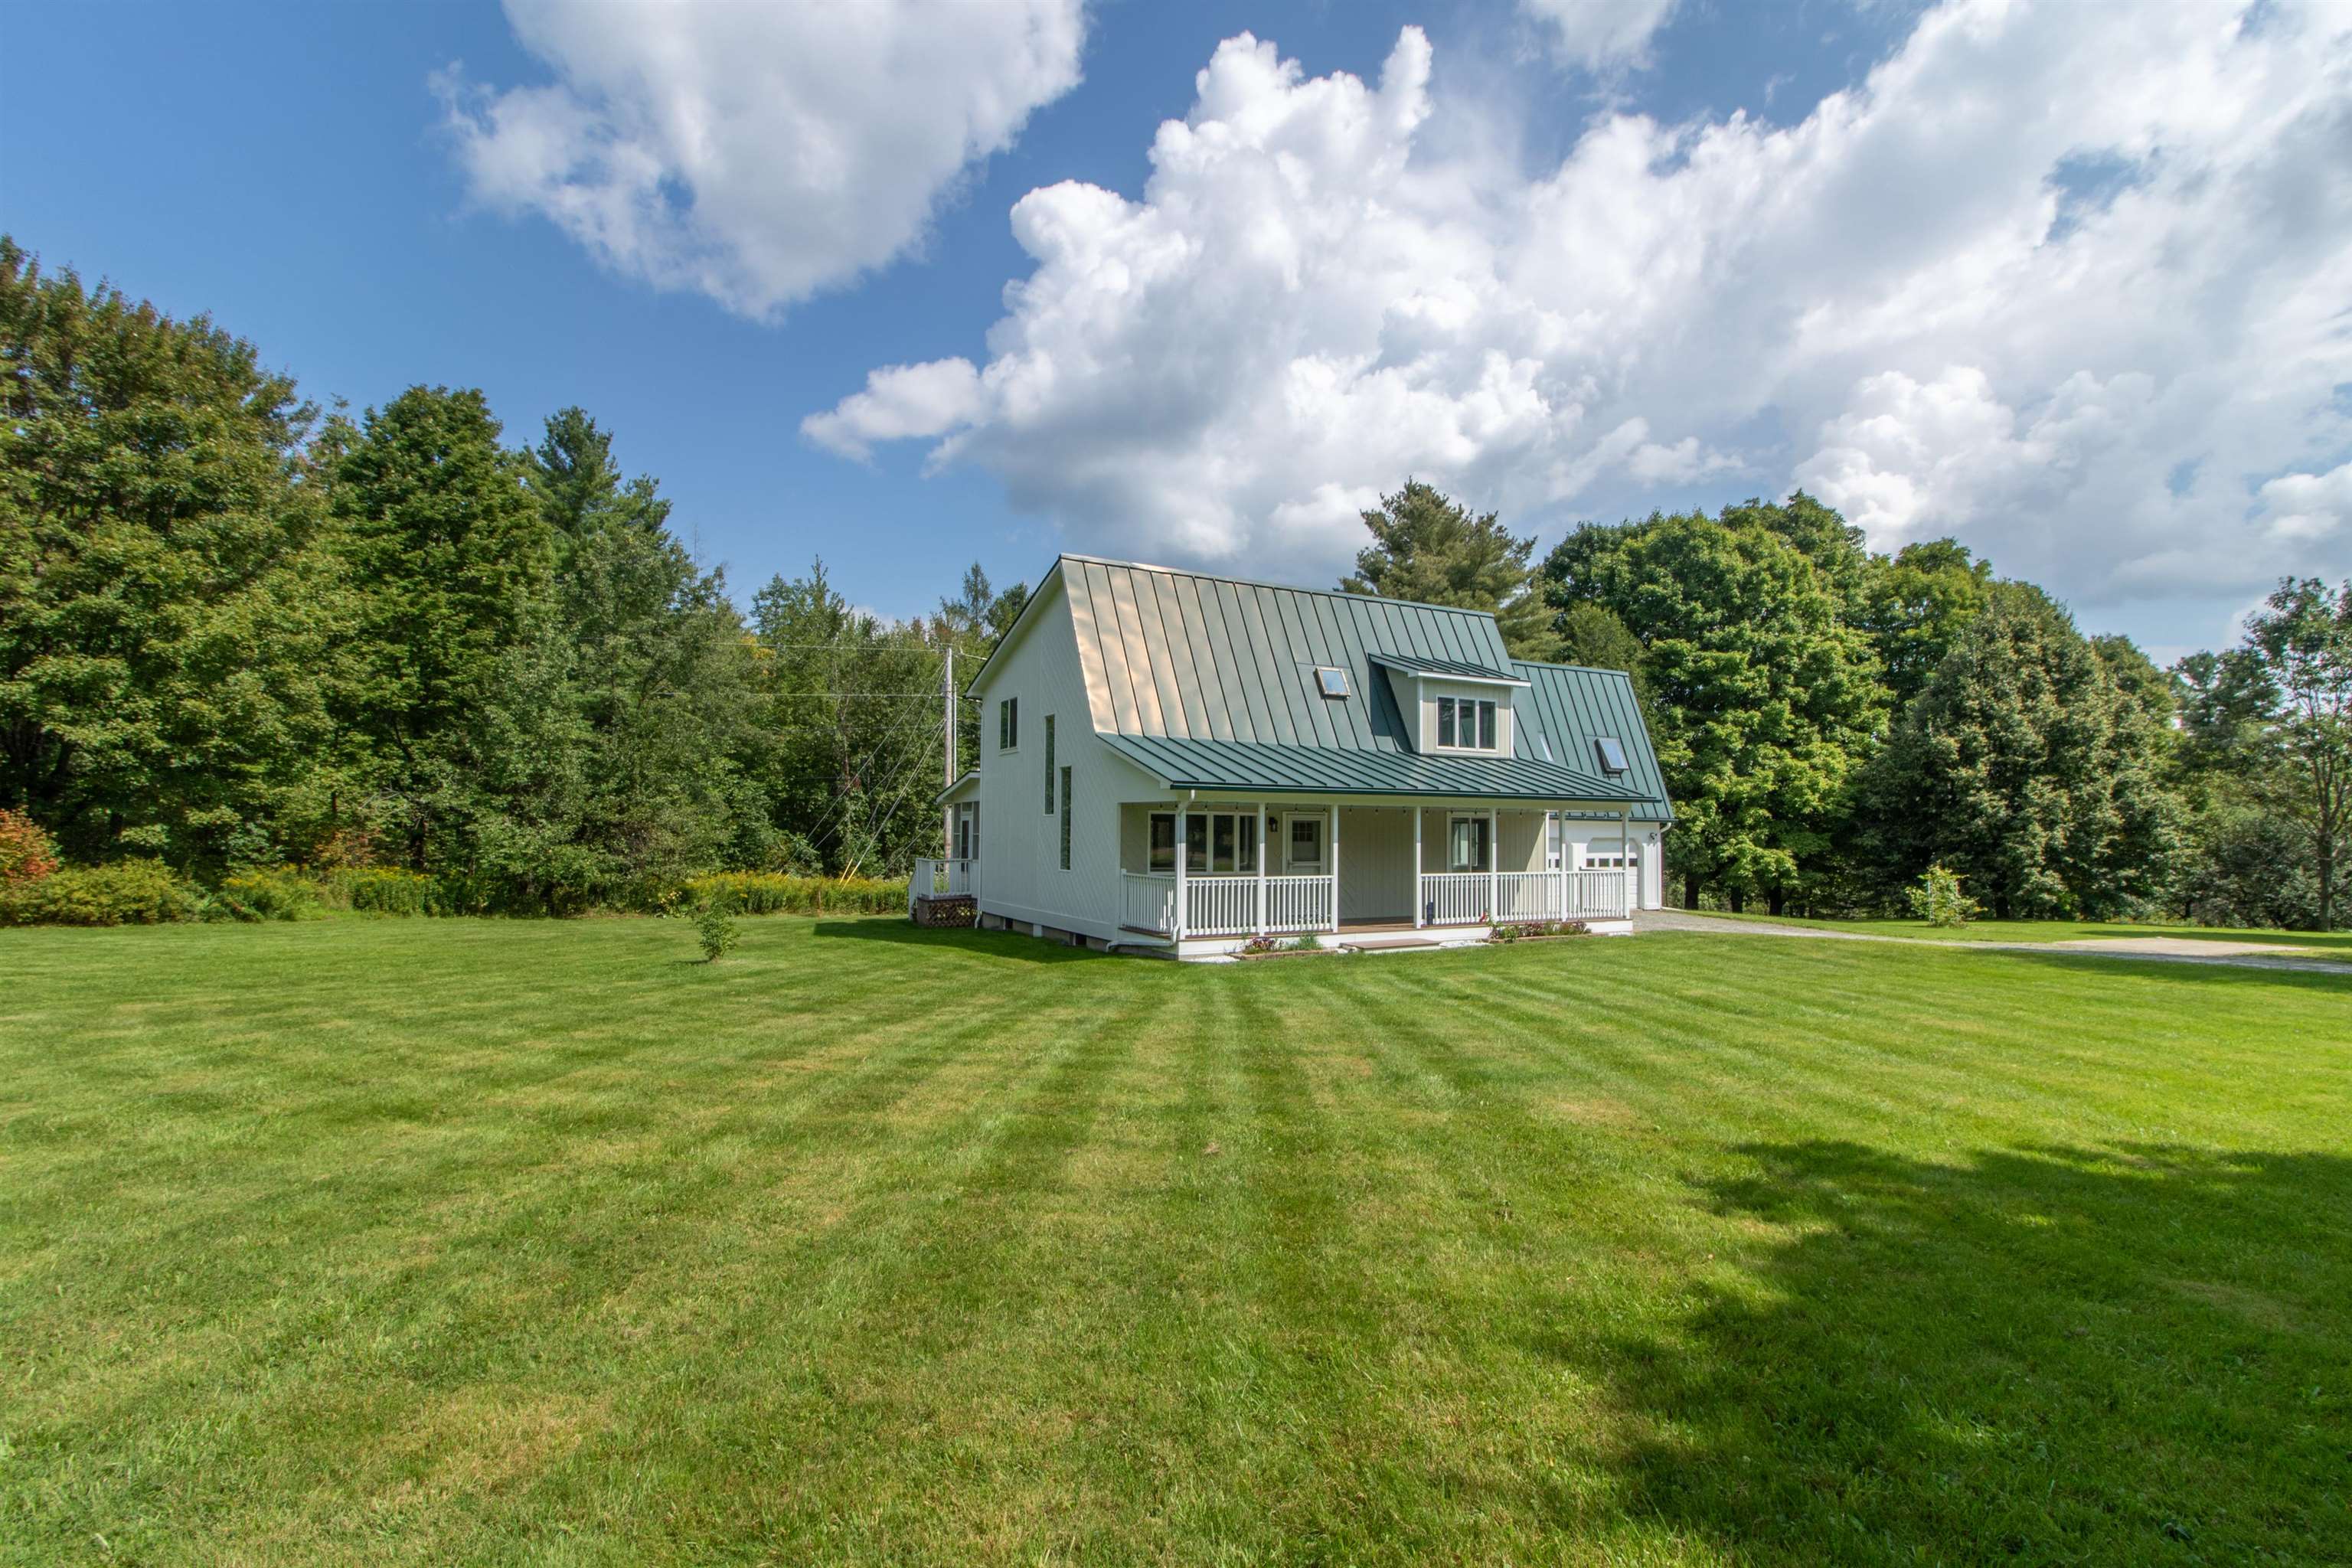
<box><xmin>1314</xmin><ymin>666</ymin><xmax>1350</xmax><ymax>698</ymax></box>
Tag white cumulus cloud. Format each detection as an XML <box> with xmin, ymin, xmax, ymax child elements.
<box><xmin>1518</xmin><ymin>0</ymin><xmax>1680</xmax><ymax>73</ymax></box>
<box><xmin>807</xmin><ymin>2</ymin><xmax>2352</xmax><ymax>634</ymax></box>
<box><xmin>439</xmin><ymin>0</ymin><xmax>1086</xmax><ymax>319</ymax></box>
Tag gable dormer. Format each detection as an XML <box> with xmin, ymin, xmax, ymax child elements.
<box><xmin>1364</xmin><ymin>652</ymin><xmax>1528</xmax><ymax>756</ymax></box>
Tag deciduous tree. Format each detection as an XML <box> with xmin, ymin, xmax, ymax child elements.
<box><xmin>0</xmin><ymin>237</ymin><xmax>348</xmax><ymax>871</ymax></box>
<box><xmin>1860</xmin><ymin>583</ymin><xmax>2181</xmax><ymax>918</ymax></box>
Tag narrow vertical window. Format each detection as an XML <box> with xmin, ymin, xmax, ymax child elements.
<box><xmin>1437</xmin><ymin>696</ymin><xmax>1457</xmax><ymax>747</ymax></box>
<box><xmin>1059</xmin><ymin>767</ymin><xmax>1073</xmax><ymax>869</ymax></box>
<box><xmin>1044</xmin><ymin>715</ymin><xmax>1055</xmax><ymax>812</ymax></box>
<box><xmin>1477</xmin><ymin>700</ymin><xmax>1496</xmax><ymax>750</ymax></box>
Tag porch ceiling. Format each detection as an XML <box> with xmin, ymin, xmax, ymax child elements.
<box><xmin>1099</xmin><ymin>732</ymin><xmax>1648</xmax><ymax>806</ymax></box>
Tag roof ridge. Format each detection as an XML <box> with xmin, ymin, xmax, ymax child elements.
<box><xmin>1056</xmin><ymin>553</ymin><xmax>1505</xmax><ymax>623</ymax></box>
<box><xmin>1511</xmin><ymin>658</ymin><xmax>1638</xmax><ymax>678</ymax></box>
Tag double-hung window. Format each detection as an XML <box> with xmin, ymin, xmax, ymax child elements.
<box><xmin>1436</xmin><ymin>695</ymin><xmax>1498</xmax><ymax>750</ymax></box>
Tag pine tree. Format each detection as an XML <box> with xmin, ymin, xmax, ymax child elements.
<box><xmin>1342</xmin><ymin>482</ymin><xmax>1560</xmax><ymax>659</ymax></box>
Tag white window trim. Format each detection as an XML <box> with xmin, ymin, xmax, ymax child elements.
<box><xmin>1432</xmin><ymin>694</ymin><xmax>1501</xmax><ymax>753</ymax></box>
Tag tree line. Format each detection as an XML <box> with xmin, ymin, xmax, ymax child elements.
<box><xmin>1344</xmin><ymin>482</ymin><xmax>2350</xmax><ymax>928</ymax></box>
<box><xmin>8</xmin><ymin>240</ymin><xmax>2346</xmax><ymax>927</ymax></box>
<box><xmin>2</xmin><ymin>239</ymin><xmax>1021</xmax><ymax>913</ymax></box>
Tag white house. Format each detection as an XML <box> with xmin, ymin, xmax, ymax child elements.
<box><xmin>919</xmin><ymin>555</ymin><xmax>1671</xmax><ymax>959</ymax></box>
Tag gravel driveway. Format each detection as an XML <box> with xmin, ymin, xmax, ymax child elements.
<box><xmin>1634</xmin><ymin>908</ymin><xmax>2352</xmax><ymax>975</ymax></box>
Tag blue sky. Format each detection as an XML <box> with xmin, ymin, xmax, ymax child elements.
<box><xmin>6</xmin><ymin>1</ymin><xmax>2347</xmax><ymax>655</ymax></box>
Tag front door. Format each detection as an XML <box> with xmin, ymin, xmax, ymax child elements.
<box><xmin>1283</xmin><ymin>813</ymin><xmax>1325</xmax><ymax>874</ymax></box>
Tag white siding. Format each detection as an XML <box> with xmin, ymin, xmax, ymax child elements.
<box><xmin>1336</xmin><ymin>806</ymin><xmax>1415</xmax><ymax>921</ymax></box>
<box><xmin>969</xmin><ymin>571</ymin><xmax>1166</xmax><ymax>942</ymax></box>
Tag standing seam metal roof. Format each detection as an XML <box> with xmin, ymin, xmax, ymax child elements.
<box><xmin>1510</xmin><ymin>661</ymin><xmax>1673</xmax><ymax>821</ymax></box>
<box><xmin>1063</xmin><ymin>557</ymin><xmax>1515</xmax><ymax>757</ymax></box>
<box><xmin>1099</xmin><ymin>733</ymin><xmax>1648</xmax><ymax>802</ymax></box>
<box><xmin>971</xmin><ymin>556</ymin><xmax>1672</xmax><ymax>815</ymax></box>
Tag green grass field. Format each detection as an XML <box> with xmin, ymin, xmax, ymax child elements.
<box><xmin>3</xmin><ymin>916</ymin><xmax>2347</xmax><ymax>1566</ymax></box>
<box><xmin>1673</xmin><ymin>906</ymin><xmax>2352</xmax><ymax>954</ymax></box>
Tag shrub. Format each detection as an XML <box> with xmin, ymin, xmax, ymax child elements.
<box><xmin>1287</xmin><ymin>932</ymin><xmax>1323</xmax><ymax>952</ymax></box>
<box><xmin>1906</xmin><ymin>863</ymin><xmax>1982</xmax><ymax>929</ymax></box>
<box><xmin>0</xmin><ymin>860</ymin><xmax>200</xmax><ymax>926</ymax></box>
<box><xmin>325</xmin><ymin>867</ymin><xmax>432</xmax><ymax>916</ymax></box>
<box><xmin>694</xmin><ymin>897</ymin><xmax>740</xmax><ymax>962</ymax></box>
<box><xmin>0</xmin><ymin>810</ymin><xmax>59</xmax><ymax>885</ymax></box>
<box><xmin>210</xmin><ymin>869</ymin><xmax>329</xmax><ymax>922</ymax></box>
<box><xmin>648</xmin><ymin>871</ymin><xmax>908</xmax><ymax>917</ymax></box>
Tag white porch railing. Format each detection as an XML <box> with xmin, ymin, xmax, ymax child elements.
<box><xmin>1123</xmin><ymin>872</ymin><xmax>1178</xmax><ymax>934</ymax></box>
<box><xmin>1122</xmin><ymin>871</ymin><xmax>1335</xmax><ymax>938</ymax></box>
<box><xmin>1421</xmin><ymin>871</ymin><xmax>1491</xmax><ymax>925</ymax></box>
<box><xmin>1264</xmin><ymin>874</ymin><xmax>1334</xmax><ymax>934</ymax></box>
<box><xmin>910</xmin><ymin>858</ymin><xmax>978</xmax><ymax>911</ymax></box>
<box><xmin>1184</xmin><ymin>875</ymin><xmax>1257</xmax><ymax>937</ymax></box>
<box><xmin>1496</xmin><ymin>871</ymin><xmax>1557</xmax><ymax>922</ymax></box>
<box><xmin>1419</xmin><ymin>867</ymin><xmax>1629</xmax><ymax>925</ymax></box>
<box><xmin>1561</xmin><ymin>868</ymin><xmax>1632</xmax><ymax>920</ymax></box>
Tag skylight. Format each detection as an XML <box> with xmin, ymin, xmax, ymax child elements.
<box><xmin>1314</xmin><ymin>666</ymin><xmax>1349</xmax><ymax>699</ymax></box>
<box><xmin>1594</xmin><ymin>736</ymin><xmax>1628</xmax><ymax>774</ymax></box>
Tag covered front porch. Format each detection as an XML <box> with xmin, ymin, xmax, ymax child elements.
<box><xmin>1116</xmin><ymin>798</ymin><xmax>1639</xmax><ymax>956</ymax></box>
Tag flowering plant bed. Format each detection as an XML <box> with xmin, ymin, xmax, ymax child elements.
<box><xmin>1488</xmin><ymin>920</ymin><xmax>1592</xmax><ymax>944</ymax></box>
<box><xmin>1235</xmin><ymin>933</ymin><xmax>1334</xmax><ymax>958</ymax></box>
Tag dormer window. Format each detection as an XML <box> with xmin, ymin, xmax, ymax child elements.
<box><xmin>1594</xmin><ymin>736</ymin><xmax>1628</xmax><ymax>775</ymax></box>
<box><xmin>1314</xmin><ymin>666</ymin><xmax>1349</xmax><ymax>699</ymax></box>
<box><xmin>1438</xmin><ymin>696</ymin><xmax>1497</xmax><ymax>750</ymax></box>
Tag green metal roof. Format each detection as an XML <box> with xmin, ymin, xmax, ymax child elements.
<box><xmin>1510</xmin><ymin>662</ymin><xmax>1673</xmax><ymax>822</ymax></box>
<box><xmin>1059</xmin><ymin>556</ymin><xmax>1517</xmax><ymax>750</ymax></box>
<box><xmin>1102</xmin><ymin>733</ymin><xmax>1648</xmax><ymax>804</ymax></box>
<box><xmin>1365</xmin><ymin>651</ymin><xmax>1529</xmax><ymax>684</ymax></box>
<box><xmin>962</xmin><ymin>555</ymin><xmax>1674</xmax><ymax>815</ymax></box>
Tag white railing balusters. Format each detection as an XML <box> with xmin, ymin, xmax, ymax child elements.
<box><xmin>1416</xmin><ymin>867</ymin><xmax>1629</xmax><ymax>925</ymax></box>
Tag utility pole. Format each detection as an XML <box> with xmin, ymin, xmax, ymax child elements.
<box><xmin>942</xmin><ymin>645</ymin><xmax>956</xmax><ymax>859</ymax></box>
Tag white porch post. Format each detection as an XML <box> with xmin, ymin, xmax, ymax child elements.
<box><xmin>1328</xmin><ymin>803</ymin><xmax>1341</xmax><ymax>933</ymax></box>
<box><xmin>1621</xmin><ymin>802</ymin><xmax>1635</xmax><ymax>916</ymax></box>
<box><xmin>1486</xmin><ymin>807</ymin><xmax>1499</xmax><ymax>923</ymax></box>
<box><xmin>1254</xmin><ymin>802</ymin><xmax>1268</xmax><ymax>937</ymax></box>
<box><xmin>1174</xmin><ymin>806</ymin><xmax>1189</xmax><ymax>941</ymax></box>
<box><xmin>1557</xmin><ymin>808</ymin><xmax>1570</xmax><ymax>920</ymax></box>
<box><xmin>1412</xmin><ymin>807</ymin><xmax>1424</xmax><ymax>929</ymax></box>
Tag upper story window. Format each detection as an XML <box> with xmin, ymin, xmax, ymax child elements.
<box><xmin>1436</xmin><ymin>695</ymin><xmax>1497</xmax><ymax>750</ymax></box>
<box><xmin>998</xmin><ymin>696</ymin><xmax>1018</xmax><ymax>751</ymax></box>
<box><xmin>1314</xmin><ymin>666</ymin><xmax>1350</xmax><ymax>699</ymax></box>
<box><xmin>1593</xmin><ymin>736</ymin><xmax>1628</xmax><ymax>774</ymax></box>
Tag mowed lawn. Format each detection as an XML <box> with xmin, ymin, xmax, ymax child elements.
<box><xmin>2</xmin><ymin>919</ymin><xmax>2347</xmax><ymax>1566</ymax></box>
